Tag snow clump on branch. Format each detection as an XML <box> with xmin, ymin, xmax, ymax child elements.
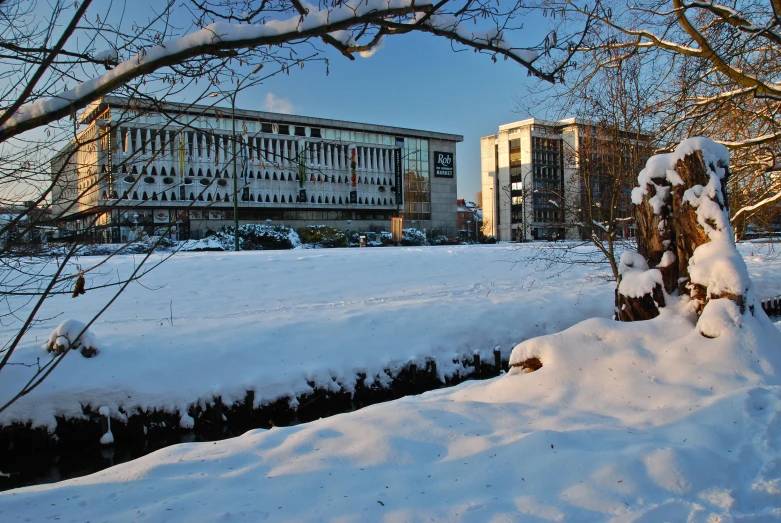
<box><xmin>45</xmin><ymin>319</ymin><xmax>100</xmax><ymax>358</ymax></box>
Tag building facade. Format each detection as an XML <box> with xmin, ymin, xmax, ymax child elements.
<box><xmin>456</xmin><ymin>199</ymin><xmax>481</xmax><ymax>241</ymax></box>
<box><xmin>52</xmin><ymin>96</ymin><xmax>462</xmax><ymax>241</ymax></box>
<box><xmin>480</xmin><ymin>118</ymin><xmax>642</xmax><ymax>242</ymax></box>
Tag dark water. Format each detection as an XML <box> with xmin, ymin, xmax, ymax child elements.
<box><xmin>0</xmin><ymin>363</ymin><xmax>504</xmax><ymax>492</ymax></box>
<box><xmin>0</xmin><ymin>431</ymin><xmax>238</xmax><ymax>492</ymax></box>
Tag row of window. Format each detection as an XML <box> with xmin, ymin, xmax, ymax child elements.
<box><xmin>102</xmin><ymin>190</ymin><xmax>394</xmax><ymax>206</ymax></box>
<box><xmin>108</xmin><ymin>165</ymin><xmax>395</xmax><ymax>186</ymax></box>
<box><xmin>109</xmin><ymin>127</ymin><xmax>399</xmax><ymax>173</ymax></box>
<box><xmin>109</xmin><ymin>208</ymin><xmax>395</xmax><ymax>224</ymax></box>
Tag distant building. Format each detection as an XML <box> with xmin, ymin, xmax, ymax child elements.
<box><xmin>481</xmin><ymin>118</ymin><xmax>645</xmax><ymax>242</ymax></box>
<box><xmin>0</xmin><ymin>203</ymin><xmax>53</xmax><ymax>245</ymax></box>
<box><xmin>456</xmin><ymin>198</ymin><xmax>481</xmax><ymax>241</ymax></box>
<box><xmin>52</xmin><ymin>96</ymin><xmax>463</xmax><ymax>242</ymax></box>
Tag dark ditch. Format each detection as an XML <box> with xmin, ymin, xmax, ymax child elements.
<box><xmin>0</xmin><ymin>352</ymin><xmax>508</xmax><ymax>491</ymax></box>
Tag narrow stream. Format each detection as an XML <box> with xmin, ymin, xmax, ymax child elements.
<box><xmin>1</xmin><ymin>429</ymin><xmax>243</xmax><ymax>491</ymax></box>
<box><xmin>1</xmin><ymin>359</ymin><xmax>505</xmax><ymax>492</ymax></box>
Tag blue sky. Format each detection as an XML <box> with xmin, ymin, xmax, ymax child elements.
<box><xmin>226</xmin><ymin>31</ymin><xmax>544</xmax><ymax>202</ymax></box>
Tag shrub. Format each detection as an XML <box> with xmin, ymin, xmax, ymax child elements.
<box><xmin>380</xmin><ymin>231</ymin><xmax>393</xmax><ymax>246</ymax></box>
<box><xmin>402</xmin><ymin>228</ymin><xmax>426</xmax><ymax>246</ymax></box>
<box><xmin>211</xmin><ymin>223</ymin><xmax>300</xmax><ymax>250</ymax></box>
<box><xmin>297</xmin><ymin>225</ymin><xmax>348</xmax><ymax>248</ymax></box>
<box><xmin>429</xmin><ymin>234</ymin><xmax>460</xmax><ymax>246</ymax></box>
<box><xmin>482</xmin><ymin>235</ymin><xmax>498</xmax><ymax>244</ymax></box>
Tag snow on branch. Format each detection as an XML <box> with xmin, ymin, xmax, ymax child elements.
<box><xmin>0</xmin><ymin>0</ymin><xmax>550</xmax><ymax>142</ymax></box>
<box><xmin>730</xmin><ymin>190</ymin><xmax>781</xmax><ymax>223</ymax></box>
<box><xmin>0</xmin><ymin>1</ymin><xmax>431</xmax><ymax>141</ymax></box>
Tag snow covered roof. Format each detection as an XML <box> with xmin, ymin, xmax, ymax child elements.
<box><xmin>82</xmin><ymin>95</ymin><xmax>464</xmax><ymax>143</ymax></box>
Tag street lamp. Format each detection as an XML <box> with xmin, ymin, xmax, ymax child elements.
<box><xmin>467</xmin><ymin>220</ymin><xmax>472</xmax><ymax>242</ymax></box>
<box><xmin>209</xmin><ymin>63</ymin><xmax>264</xmax><ymax>252</ymax></box>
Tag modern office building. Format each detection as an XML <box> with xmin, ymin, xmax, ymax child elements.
<box><xmin>481</xmin><ymin>118</ymin><xmax>643</xmax><ymax>242</ymax></box>
<box><xmin>52</xmin><ymin>96</ymin><xmax>462</xmax><ymax>241</ymax></box>
<box><xmin>481</xmin><ymin>118</ymin><xmax>570</xmax><ymax>242</ymax></box>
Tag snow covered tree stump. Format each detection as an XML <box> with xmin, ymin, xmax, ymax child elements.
<box><xmin>617</xmin><ymin>138</ymin><xmax>754</xmax><ymax>323</ymax></box>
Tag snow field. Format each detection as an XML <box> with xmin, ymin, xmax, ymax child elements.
<box><xmin>0</xmin><ymin>245</ymin><xmax>780</xmax><ymax>520</ymax></box>
<box><xmin>0</xmin><ymin>243</ymin><xmax>619</xmax><ymax>429</ymax></box>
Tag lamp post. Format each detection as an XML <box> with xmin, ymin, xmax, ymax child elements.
<box><xmin>209</xmin><ymin>63</ymin><xmax>264</xmax><ymax>252</ymax></box>
<box><xmin>467</xmin><ymin>220</ymin><xmax>472</xmax><ymax>242</ymax></box>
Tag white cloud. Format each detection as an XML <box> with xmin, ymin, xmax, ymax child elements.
<box><xmin>263</xmin><ymin>93</ymin><xmax>295</xmax><ymax>114</ymax></box>
<box><xmin>359</xmin><ymin>36</ymin><xmax>385</xmax><ymax>58</ymax></box>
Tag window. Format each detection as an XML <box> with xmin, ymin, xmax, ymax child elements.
<box><xmin>509</xmin><ymin>139</ymin><xmax>521</xmax><ymax>167</ymax></box>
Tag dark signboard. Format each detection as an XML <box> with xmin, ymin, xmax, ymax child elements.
<box><xmin>434</xmin><ymin>151</ymin><xmax>454</xmax><ymax>178</ymax></box>
<box><xmin>394</xmin><ymin>138</ymin><xmax>404</xmax><ymax>205</ymax></box>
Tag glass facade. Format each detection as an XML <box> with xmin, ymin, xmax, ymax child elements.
<box><xmin>401</xmin><ymin>137</ymin><xmax>430</xmax><ymax>220</ymax></box>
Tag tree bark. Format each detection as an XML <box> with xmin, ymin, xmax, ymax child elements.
<box><xmin>634</xmin><ymin>178</ymin><xmax>678</xmax><ymax>293</ymax></box>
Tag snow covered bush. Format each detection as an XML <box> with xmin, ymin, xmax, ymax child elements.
<box><xmin>482</xmin><ymin>235</ymin><xmax>498</xmax><ymax>244</ymax></box>
<box><xmin>297</xmin><ymin>225</ymin><xmax>348</xmax><ymax>248</ymax></box>
<box><xmin>401</xmin><ymin>228</ymin><xmax>426</xmax><ymax>246</ymax></box>
<box><xmin>45</xmin><ymin>320</ymin><xmax>100</xmax><ymax>358</ymax></box>
<box><xmin>64</xmin><ymin>236</ymin><xmax>176</xmax><ymax>257</ymax></box>
<box><xmin>211</xmin><ymin>224</ymin><xmax>300</xmax><ymax>251</ymax></box>
<box><xmin>428</xmin><ymin>229</ymin><xmax>459</xmax><ymax>246</ymax></box>
<box><xmin>178</xmin><ymin>237</ymin><xmax>224</xmax><ymax>251</ymax></box>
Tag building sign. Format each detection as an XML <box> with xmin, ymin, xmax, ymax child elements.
<box><xmin>350</xmin><ymin>147</ymin><xmax>357</xmax><ymax>187</ymax></box>
<box><xmin>153</xmin><ymin>210</ymin><xmax>169</xmax><ymax>224</ymax></box>
<box><xmin>434</xmin><ymin>151</ymin><xmax>454</xmax><ymax>178</ymax></box>
<box><xmin>394</xmin><ymin>137</ymin><xmax>404</xmax><ymax>204</ymax></box>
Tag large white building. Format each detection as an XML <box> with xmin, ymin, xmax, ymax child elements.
<box><xmin>481</xmin><ymin>118</ymin><xmax>579</xmax><ymax>242</ymax></box>
<box><xmin>481</xmin><ymin>117</ymin><xmax>644</xmax><ymax>242</ymax></box>
<box><xmin>52</xmin><ymin>96</ymin><xmax>462</xmax><ymax>241</ymax></box>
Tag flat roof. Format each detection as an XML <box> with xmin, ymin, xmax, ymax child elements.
<box><xmin>497</xmin><ymin>117</ymin><xmax>581</xmax><ymax>132</ymax></box>
<box><xmin>81</xmin><ymin>96</ymin><xmax>463</xmax><ymax>143</ymax></box>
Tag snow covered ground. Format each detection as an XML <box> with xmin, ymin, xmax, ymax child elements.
<box><xmin>1</xmin><ymin>242</ymin><xmax>781</xmax><ymax>521</ymax></box>
<box><xmin>0</xmin><ymin>243</ymin><xmax>621</xmax><ymax>429</ymax></box>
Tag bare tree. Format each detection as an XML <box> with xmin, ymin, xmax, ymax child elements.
<box><xmin>547</xmin><ymin>0</ymin><xmax>781</xmax><ymax>235</ymax></box>
<box><xmin>0</xmin><ymin>0</ymin><xmax>593</xmax><ymax>412</ymax></box>
<box><xmin>513</xmin><ymin>53</ymin><xmax>656</xmax><ymax>280</ymax></box>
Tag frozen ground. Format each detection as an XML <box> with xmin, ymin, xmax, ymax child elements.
<box><xmin>1</xmin><ymin>242</ymin><xmax>780</xmax><ymax>521</ymax></box>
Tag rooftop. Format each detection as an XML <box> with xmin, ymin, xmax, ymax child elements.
<box><xmin>81</xmin><ymin>96</ymin><xmax>464</xmax><ymax>143</ymax></box>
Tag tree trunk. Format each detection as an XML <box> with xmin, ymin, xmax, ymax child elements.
<box><xmin>634</xmin><ymin>178</ymin><xmax>678</xmax><ymax>294</ymax></box>
<box><xmin>668</xmin><ymin>152</ymin><xmax>721</xmax><ymax>298</ymax></box>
